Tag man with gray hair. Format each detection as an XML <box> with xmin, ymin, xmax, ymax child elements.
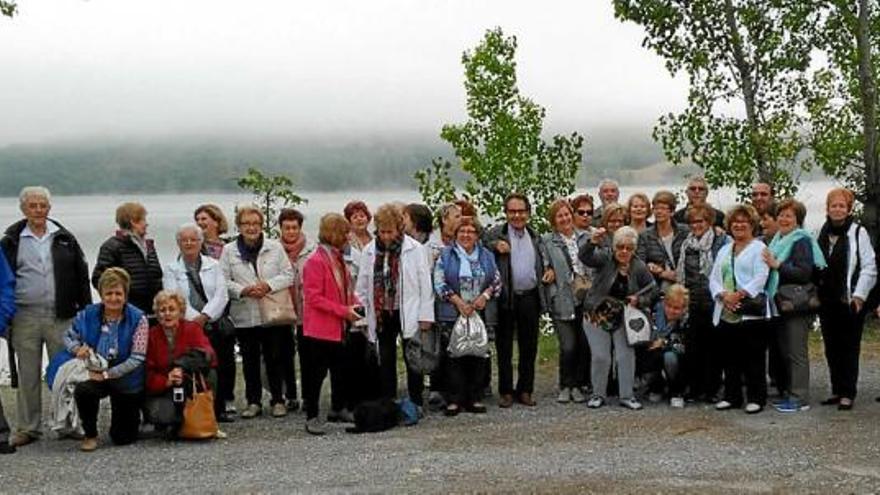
<box><xmin>673</xmin><ymin>176</ymin><xmax>725</xmax><ymax>228</ymax></box>
<box><xmin>0</xmin><ymin>186</ymin><xmax>91</xmax><ymax>448</ymax></box>
<box><xmin>592</xmin><ymin>178</ymin><xmax>620</xmax><ymax>227</ymax></box>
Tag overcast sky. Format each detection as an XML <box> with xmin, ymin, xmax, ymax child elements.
<box><xmin>0</xmin><ymin>0</ymin><xmax>687</xmax><ymax>146</ymax></box>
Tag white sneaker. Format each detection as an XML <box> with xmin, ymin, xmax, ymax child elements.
<box><xmin>557</xmin><ymin>388</ymin><xmax>571</xmax><ymax>403</ymax></box>
<box><xmin>224</xmin><ymin>401</ymin><xmax>237</xmax><ymax>415</ymax></box>
<box><xmin>670</xmin><ymin>397</ymin><xmax>685</xmax><ymax>408</ymax></box>
<box><xmin>586</xmin><ymin>396</ymin><xmax>605</xmax><ymax>409</ymax></box>
<box><xmin>715</xmin><ymin>400</ymin><xmax>734</xmax><ymax>411</ymax></box>
<box><xmin>744</xmin><ymin>402</ymin><xmax>763</xmax><ymax>414</ymax></box>
<box><xmin>620</xmin><ymin>398</ymin><xmax>643</xmax><ymax>410</ymax></box>
<box><xmin>570</xmin><ymin>387</ymin><xmax>587</xmax><ymax>403</ymax></box>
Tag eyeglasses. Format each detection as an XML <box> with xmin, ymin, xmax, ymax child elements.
<box><xmin>616</xmin><ymin>245</ymin><xmax>635</xmax><ymax>252</ymax></box>
<box><xmin>506</xmin><ymin>209</ymin><xmax>529</xmax><ymax>216</ymax></box>
<box><xmin>576</xmin><ymin>209</ymin><xmax>593</xmax><ymax>216</ymax></box>
<box><xmin>688</xmin><ymin>186</ymin><xmax>707</xmax><ymax>192</ymax></box>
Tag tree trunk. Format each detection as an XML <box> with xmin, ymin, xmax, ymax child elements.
<box><xmin>723</xmin><ymin>0</ymin><xmax>769</xmax><ymax>184</ymax></box>
<box><xmin>857</xmin><ymin>0</ymin><xmax>880</xmax><ymax>246</ymax></box>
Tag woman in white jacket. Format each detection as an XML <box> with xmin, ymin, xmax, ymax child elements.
<box><xmin>709</xmin><ymin>205</ymin><xmax>770</xmax><ymax>414</ymax></box>
<box><xmin>355</xmin><ymin>204</ymin><xmax>434</xmax><ymax>408</ymax></box>
<box><xmin>816</xmin><ymin>188</ymin><xmax>877</xmax><ymax>410</ymax></box>
<box><xmin>162</xmin><ymin>222</ymin><xmax>233</xmax><ymax>422</ymax></box>
<box><xmin>219</xmin><ymin>205</ymin><xmax>294</xmax><ymax>419</ymax></box>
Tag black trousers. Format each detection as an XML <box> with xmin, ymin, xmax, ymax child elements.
<box><xmin>237</xmin><ymin>325</ymin><xmax>286</xmax><ymax>406</ymax></box>
<box><xmin>819</xmin><ymin>301</ymin><xmax>867</xmax><ymax>399</ymax></box>
<box><xmin>279</xmin><ymin>324</ymin><xmax>298</xmax><ymax>401</ymax></box>
<box><xmin>718</xmin><ymin>319</ymin><xmax>768</xmax><ymax>406</ymax></box>
<box><xmin>685</xmin><ymin>307</ymin><xmax>721</xmax><ymax>399</ymax></box>
<box><xmin>207</xmin><ymin>327</ymin><xmax>236</xmax><ymax>407</ymax></box>
<box><xmin>428</xmin><ymin>324</ymin><xmax>452</xmax><ymax>396</ymax></box>
<box><xmin>496</xmin><ymin>289</ymin><xmax>540</xmax><ymax>395</ymax></box>
<box><xmin>74</xmin><ymin>379</ymin><xmax>141</xmax><ymax>445</ymax></box>
<box><xmin>0</xmin><ymin>393</ymin><xmax>9</xmax><ymax>444</ymax></box>
<box><xmin>301</xmin><ymin>336</ymin><xmax>345</xmax><ymax>420</ymax></box>
<box><xmin>448</xmin><ymin>356</ymin><xmax>486</xmax><ymax>407</ymax></box>
<box><xmin>342</xmin><ymin>330</ymin><xmax>381</xmax><ymax>410</ymax></box>
<box><xmin>377</xmin><ymin>310</ymin><xmax>425</xmax><ymax>406</ymax></box>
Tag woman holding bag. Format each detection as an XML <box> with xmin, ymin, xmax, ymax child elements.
<box><xmin>433</xmin><ymin>217</ymin><xmax>501</xmax><ymax>416</ymax></box>
<box><xmin>219</xmin><ymin>205</ymin><xmax>294</xmax><ymax>419</ymax></box>
<box><xmin>762</xmin><ymin>199</ymin><xmax>826</xmax><ymax>413</ymax></box>
<box><xmin>540</xmin><ymin>199</ymin><xmax>591</xmax><ymax>404</ymax></box>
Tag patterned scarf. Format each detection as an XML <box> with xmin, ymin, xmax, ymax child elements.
<box><xmin>236</xmin><ymin>234</ymin><xmax>264</xmax><ymax>271</ymax></box>
<box><xmin>676</xmin><ymin>228</ymin><xmax>716</xmax><ymax>284</ymax></box>
<box><xmin>373</xmin><ymin>236</ymin><xmax>402</xmax><ymax>326</ymax></box>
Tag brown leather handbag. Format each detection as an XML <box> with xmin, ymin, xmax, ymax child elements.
<box><xmin>179</xmin><ymin>373</ymin><xmax>218</xmax><ymax>440</ymax></box>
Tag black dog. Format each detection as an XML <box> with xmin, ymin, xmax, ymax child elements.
<box><xmin>345</xmin><ymin>398</ymin><xmax>399</xmax><ymax>434</ymax></box>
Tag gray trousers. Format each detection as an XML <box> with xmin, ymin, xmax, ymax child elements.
<box><xmin>11</xmin><ymin>309</ymin><xmax>70</xmax><ymax>438</ymax></box>
<box><xmin>777</xmin><ymin>314</ymin><xmax>813</xmax><ymax>402</ymax></box>
<box><xmin>583</xmin><ymin>320</ymin><xmax>635</xmax><ymax>400</ymax></box>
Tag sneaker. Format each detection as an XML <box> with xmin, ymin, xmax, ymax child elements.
<box><xmin>327</xmin><ymin>408</ymin><xmax>355</xmax><ymax>423</ymax></box>
<box><xmin>305</xmin><ymin>418</ymin><xmax>325</xmax><ymax>436</ymax></box>
<box><xmin>557</xmin><ymin>388</ymin><xmax>571</xmax><ymax>404</ymax></box>
<box><xmin>224</xmin><ymin>401</ymin><xmax>238</xmax><ymax>415</ymax></box>
<box><xmin>586</xmin><ymin>396</ymin><xmax>605</xmax><ymax>409</ymax></box>
<box><xmin>648</xmin><ymin>392</ymin><xmax>664</xmax><ymax>403</ymax></box>
<box><xmin>744</xmin><ymin>402</ymin><xmax>763</xmax><ymax>414</ymax></box>
<box><xmin>670</xmin><ymin>397</ymin><xmax>685</xmax><ymax>409</ymax></box>
<box><xmin>620</xmin><ymin>398</ymin><xmax>643</xmax><ymax>410</ymax></box>
<box><xmin>240</xmin><ymin>403</ymin><xmax>262</xmax><ymax>419</ymax></box>
<box><xmin>271</xmin><ymin>403</ymin><xmax>288</xmax><ymax>418</ymax></box>
<box><xmin>214</xmin><ymin>430</ymin><xmax>228</xmax><ymax>439</ymax></box>
<box><xmin>773</xmin><ymin>398</ymin><xmax>809</xmax><ymax>413</ymax></box>
<box><xmin>570</xmin><ymin>387</ymin><xmax>587</xmax><ymax>403</ymax></box>
<box><xmin>715</xmin><ymin>400</ymin><xmax>734</xmax><ymax>411</ymax></box>
<box><xmin>80</xmin><ymin>437</ymin><xmax>98</xmax><ymax>452</ymax></box>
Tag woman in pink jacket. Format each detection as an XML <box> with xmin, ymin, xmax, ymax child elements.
<box><xmin>301</xmin><ymin>213</ymin><xmax>362</xmax><ymax>435</ymax></box>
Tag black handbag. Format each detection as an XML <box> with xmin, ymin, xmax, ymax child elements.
<box><xmin>775</xmin><ymin>283</ymin><xmax>820</xmax><ymax>314</ymax></box>
<box><xmin>731</xmin><ymin>248</ymin><xmax>767</xmax><ymax>317</ymax></box>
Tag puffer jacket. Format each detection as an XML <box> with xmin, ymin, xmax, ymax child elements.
<box><xmin>679</xmin><ymin>233</ymin><xmax>729</xmax><ymax>313</ymax></box>
<box><xmin>92</xmin><ymin>231</ymin><xmax>163</xmax><ymax>316</ymax></box>
<box><xmin>636</xmin><ymin>222</ymin><xmax>689</xmax><ymax>275</ymax></box>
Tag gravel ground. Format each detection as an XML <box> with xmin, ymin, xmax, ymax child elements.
<box><xmin>1</xmin><ymin>356</ymin><xmax>880</xmax><ymax>494</ymax></box>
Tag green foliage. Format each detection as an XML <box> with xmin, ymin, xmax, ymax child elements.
<box><xmin>415</xmin><ymin>27</ymin><xmax>585</xmax><ymax>232</ymax></box>
<box><xmin>236</xmin><ymin>167</ymin><xmax>306</xmax><ymax>238</ymax></box>
<box><xmin>0</xmin><ymin>1</ymin><xmax>16</xmax><ymax>17</ymax></box>
<box><xmin>614</xmin><ymin>0</ymin><xmax>819</xmax><ymax>199</ymax></box>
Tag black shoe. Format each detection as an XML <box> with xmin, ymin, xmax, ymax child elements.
<box><xmin>838</xmin><ymin>398</ymin><xmax>854</xmax><ymax>411</ymax></box>
<box><xmin>216</xmin><ymin>412</ymin><xmax>235</xmax><ymax>423</ymax></box>
<box><xmin>465</xmin><ymin>403</ymin><xmax>487</xmax><ymax>414</ymax></box>
<box><xmin>0</xmin><ymin>443</ymin><xmax>15</xmax><ymax>454</ymax></box>
<box><xmin>820</xmin><ymin>396</ymin><xmax>841</xmax><ymax>406</ymax></box>
<box><xmin>444</xmin><ymin>404</ymin><xmax>461</xmax><ymax>417</ymax></box>
<box><xmin>286</xmin><ymin>399</ymin><xmax>301</xmax><ymax>412</ymax></box>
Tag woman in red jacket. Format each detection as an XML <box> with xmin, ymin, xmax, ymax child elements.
<box><xmin>144</xmin><ymin>290</ymin><xmax>217</xmax><ymax>437</ymax></box>
<box><xmin>301</xmin><ymin>213</ymin><xmax>362</xmax><ymax>435</ymax></box>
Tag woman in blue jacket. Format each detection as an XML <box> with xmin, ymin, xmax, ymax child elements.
<box><xmin>0</xmin><ymin>250</ymin><xmax>15</xmax><ymax>454</ymax></box>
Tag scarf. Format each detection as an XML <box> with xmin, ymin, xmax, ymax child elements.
<box><xmin>454</xmin><ymin>242</ymin><xmax>480</xmax><ymax>279</ymax></box>
<box><xmin>766</xmin><ymin>228</ymin><xmax>828</xmax><ymax>297</ymax></box>
<box><xmin>321</xmin><ymin>243</ymin><xmax>349</xmax><ymax>302</ymax></box>
<box><xmin>281</xmin><ymin>233</ymin><xmax>307</xmax><ymax>262</ymax></box>
<box><xmin>373</xmin><ymin>236</ymin><xmax>402</xmax><ymax>325</ymax></box>
<box><xmin>236</xmin><ymin>234</ymin><xmax>264</xmax><ymax>271</ymax></box>
<box><xmin>818</xmin><ymin>215</ymin><xmax>853</xmax><ymax>302</ymax></box>
<box><xmin>676</xmin><ymin>228</ymin><xmax>716</xmax><ymax>284</ymax></box>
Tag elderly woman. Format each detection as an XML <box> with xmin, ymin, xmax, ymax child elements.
<box><xmin>278</xmin><ymin>208</ymin><xmax>315</xmax><ymax>412</ymax></box>
<box><xmin>816</xmin><ymin>188</ymin><xmax>877</xmax><ymax>410</ymax></box>
<box><xmin>92</xmin><ymin>202</ymin><xmax>163</xmax><ymax>320</ymax></box>
<box><xmin>762</xmin><ymin>199</ymin><xmax>827</xmax><ymax>413</ymax></box>
<box><xmin>709</xmin><ymin>205</ymin><xmax>770</xmax><ymax>414</ymax></box>
<box><xmin>51</xmin><ymin>268</ymin><xmax>148</xmax><ymax>451</ymax></box>
<box><xmin>302</xmin><ymin>214</ymin><xmax>363</xmax><ymax>435</ymax></box>
<box><xmin>194</xmin><ymin>204</ymin><xmax>230</xmax><ymax>260</ymax></box>
<box><xmin>540</xmin><ymin>199</ymin><xmax>591</xmax><ymax>403</ymax></box>
<box><xmin>355</xmin><ymin>204</ymin><xmax>435</xmax><ymax>407</ymax></box>
<box><xmin>219</xmin><ymin>204</ymin><xmax>294</xmax><ymax>419</ymax></box>
<box><xmin>570</xmin><ymin>194</ymin><xmax>595</xmax><ymax>233</ymax></box>
<box><xmin>434</xmin><ymin>217</ymin><xmax>501</xmax><ymax>415</ymax></box>
<box><xmin>344</xmin><ymin>200</ymin><xmax>373</xmax><ymax>268</ymax></box>
<box><xmin>404</xmin><ymin>203</ymin><xmax>434</xmax><ymax>245</ymax></box>
<box><xmin>627</xmin><ymin>193</ymin><xmax>652</xmax><ymax>233</ymax></box>
<box><xmin>580</xmin><ymin>226</ymin><xmax>657</xmax><ymax>410</ymax></box>
<box><xmin>144</xmin><ymin>290</ymin><xmax>217</xmax><ymax>437</ymax></box>
<box><xmin>162</xmin><ymin>223</ymin><xmax>232</xmax><ymax>422</ymax></box>
<box><xmin>637</xmin><ymin>191</ymin><xmax>689</xmax><ymax>292</ymax></box>
<box><xmin>674</xmin><ymin>204</ymin><xmax>728</xmax><ymax>402</ymax></box>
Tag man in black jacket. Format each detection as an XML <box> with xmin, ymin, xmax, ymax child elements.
<box><xmin>0</xmin><ymin>186</ymin><xmax>92</xmax><ymax>448</ymax></box>
<box><xmin>483</xmin><ymin>193</ymin><xmax>545</xmax><ymax>408</ymax></box>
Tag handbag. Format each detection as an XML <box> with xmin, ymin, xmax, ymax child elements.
<box><xmin>184</xmin><ymin>269</ymin><xmax>236</xmax><ymax>337</ymax></box>
<box><xmin>178</xmin><ymin>373</ymin><xmax>218</xmax><ymax>440</ymax></box>
<box><xmin>775</xmin><ymin>283</ymin><xmax>820</xmax><ymax>314</ymax></box>
<box><xmin>730</xmin><ymin>247</ymin><xmax>767</xmax><ymax>317</ymax></box>
<box><xmin>259</xmin><ymin>289</ymin><xmax>297</xmax><ymax>326</ymax></box>
<box><xmin>623</xmin><ymin>305</ymin><xmax>651</xmax><ymax>346</ymax></box>
<box><xmin>404</xmin><ymin>326</ymin><xmax>441</xmax><ymax>374</ymax></box>
<box><xmin>448</xmin><ymin>313</ymin><xmax>489</xmax><ymax>358</ymax></box>
<box><xmin>572</xmin><ymin>273</ymin><xmax>592</xmax><ymax>302</ymax></box>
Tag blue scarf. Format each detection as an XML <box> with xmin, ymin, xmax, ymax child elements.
<box><xmin>766</xmin><ymin>228</ymin><xmax>828</xmax><ymax>297</ymax></box>
<box><xmin>454</xmin><ymin>242</ymin><xmax>480</xmax><ymax>279</ymax></box>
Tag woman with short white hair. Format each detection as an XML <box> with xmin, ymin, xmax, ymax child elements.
<box><xmin>579</xmin><ymin>226</ymin><xmax>658</xmax><ymax>410</ymax></box>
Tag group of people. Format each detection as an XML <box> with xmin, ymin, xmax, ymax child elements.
<box><xmin>0</xmin><ymin>177</ymin><xmax>877</xmax><ymax>453</ymax></box>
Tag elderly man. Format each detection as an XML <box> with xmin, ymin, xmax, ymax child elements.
<box><xmin>592</xmin><ymin>179</ymin><xmax>620</xmax><ymax>227</ymax></box>
<box><xmin>0</xmin><ymin>187</ymin><xmax>91</xmax><ymax>448</ymax></box>
<box><xmin>483</xmin><ymin>193</ymin><xmax>545</xmax><ymax>407</ymax></box>
<box><xmin>0</xmin><ymin>250</ymin><xmax>16</xmax><ymax>453</ymax></box>
<box><xmin>673</xmin><ymin>176</ymin><xmax>725</xmax><ymax>228</ymax></box>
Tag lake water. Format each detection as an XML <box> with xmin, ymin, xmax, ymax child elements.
<box><xmin>0</xmin><ymin>181</ymin><xmax>841</xmax><ymax>377</ymax></box>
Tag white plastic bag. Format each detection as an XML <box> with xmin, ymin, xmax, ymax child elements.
<box><xmin>448</xmin><ymin>313</ymin><xmax>489</xmax><ymax>358</ymax></box>
<box><xmin>623</xmin><ymin>305</ymin><xmax>651</xmax><ymax>347</ymax></box>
